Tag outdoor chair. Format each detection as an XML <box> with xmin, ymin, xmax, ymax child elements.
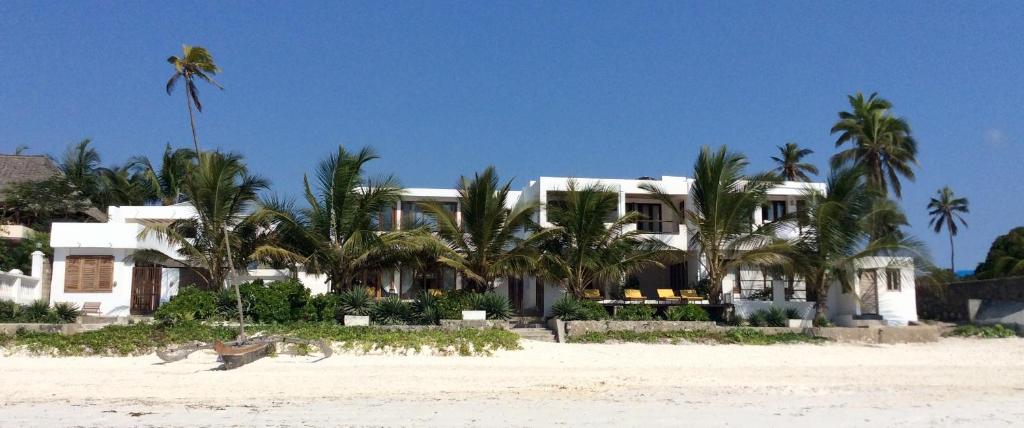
<box><xmin>680</xmin><ymin>289</ymin><xmax>704</xmax><ymax>303</ymax></box>
<box><xmin>583</xmin><ymin>289</ymin><xmax>602</xmax><ymax>300</ymax></box>
<box><xmin>427</xmin><ymin>288</ymin><xmax>443</xmax><ymax>297</ymax></box>
<box><xmin>82</xmin><ymin>302</ymin><xmax>101</xmax><ymax>316</ymax></box>
<box><xmin>656</xmin><ymin>289</ymin><xmax>682</xmax><ymax>301</ymax></box>
<box><xmin>623</xmin><ymin>289</ymin><xmax>646</xmax><ymax>301</ymax></box>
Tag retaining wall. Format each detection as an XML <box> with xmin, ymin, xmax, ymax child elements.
<box><xmin>560</xmin><ymin>320</ymin><xmax>939</xmax><ymax>344</ymax></box>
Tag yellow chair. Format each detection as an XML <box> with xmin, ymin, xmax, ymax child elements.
<box><xmin>657</xmin><ymin>289</ymin><xmax>682</xmax><ymax>301</ymax></box>
<box><xmin>623</xmin><ymin>288</ymin><xmax>646</xmax><ymax>301</ymax></box>
<box><xmin>427</xmin><ymin>288</ymin><xmax>443</xmax><ymax>297</ymax></box>
<box><xmin>680</xmin><ymin>289</ymin><xmax>703</xmax><ymax>302</ymax></box>
<box><xmin>583</xmin><ymin>289</ymin><xmax>602</xmax><ymax>300</ymax></box>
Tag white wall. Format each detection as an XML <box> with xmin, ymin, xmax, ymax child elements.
<box><xmin>48</xmin><ymin>247</ymin><xmax>135</xmax><ymax>317</ymax></box>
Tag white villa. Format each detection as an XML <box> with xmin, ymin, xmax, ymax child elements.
<box><xmin>43</xmin><ymin>175</ymin><xmax>919</xmax><ymax>325</ymax></box>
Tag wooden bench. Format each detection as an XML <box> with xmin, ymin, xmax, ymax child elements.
<box><xmin>81</xmin><ymin>302</ymin><xmax>101</xmax><ymax>316</ymax></box>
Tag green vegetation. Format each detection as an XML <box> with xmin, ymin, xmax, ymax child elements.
<box><xmin>943</xmin><ymin>324</ymin><xmax>1017</xmax><ymax>338</ymax></box>
<box><xmin>927</xmin><ymin>186</ymin><xmax>969</xmax><ymax>273</ymax></box>
<box><xmin>465</xmin><ymin>292</ymin><xmax>514</xmax><ymax>320</ymax></box>
<box><xmin>569</xmin><ymin>328</ymin><xmax>826</xmax><ymax>345</ymax></box>
<box><xmin>974</xmin><ymin>227</ymin><xmax>1024</xmax><ymax>279</ymax></box>
<box><xmin>0</xmin><ymin>322</ymin><xmax>520</xmax><ymax>357</ymax></box>
<box><xmin>772</xmin><ymin>142</ymin><xmax>819</xmax><ymax>182</ymax></box>
<box><xmin>614</xmin><ymin>304</ymin><xmax>656</xmax><ymax>321</ymax></box>
<box><xmin>0</xmin><ymin>299</ymin><xmax>79</xmax><ymax>324</ymax></box>
<box><xmin>664</xmin><ymin>304</ymin><xmax>710</xmax><ymax>322</ymax></box>
<box><xmin>550</xmin><ymin>296</ymin><xmax>609</xmax><ymax>321</ymax></box>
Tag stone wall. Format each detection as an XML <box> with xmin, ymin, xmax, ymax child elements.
<box><xmin>560</xmin><ymin>320</ymin><xmax>939</xmax><ymax>344</ymax></box>
<box><xmin>917</xmin><ymin>276</ymin><xmax>1024</xmax><ymax>321</ymax></box>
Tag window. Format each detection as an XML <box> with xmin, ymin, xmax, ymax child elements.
<box><xmin>886</xmin><ymin>269</ymin><xmax>902</xmax><ymax>291</ymax></box>
<box><xmin>785</xmin><ymin>276</ymin><xmax>809</xmax><ymax>302</ymax></box>
<box><xmin>64</xmin><ymin>256</ymin><xmax>114</xmax><ymax>292</ymax></box>
<box><xmin>377</xmin><ymin>204</ymin><xmax>396</xmax><ymax>231</ymax></box>
<box><xmin>401</xmin><ymin>201</ymin><xmax>456</xmax><ymax>230</ymax></box>
<box><xmin>626</xmin><ymin>203</ymin><xmax>663</xmax><ymax>233</ymax></box>
<box><xmin>761</xmin><ymin>200</ymin><xmax>788</xmax><ymax>222</ymax></box>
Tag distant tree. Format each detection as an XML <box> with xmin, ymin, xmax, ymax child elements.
<box><xmin>58</xmin><ymin>139</ymin><xmax>102</xmax><ymax>201</ymax></box>
<box><xmin>0</xmin><ymin>176</ymin><xmax>94</xmax><ymax>229</ymax></box>
<box><xmin>96</xmin><ymin>163</ymin><xmax>157</xmax><ymax>207</ymax></box>
<box><xmin>771</xmin><ymin>142</ymin><xmax>818</xmax><ymax>181</ymax></box>
<box><xmin>136</xmin><ymin>144</ymin><xmax>197</xmax><ymax>205</ymax></box>
<box><xmin>974</xmin><ymin>227</ymin><xmax>1024</xmax><ymax>279</ymax></box>
<box><xmin>927</xmin><ymin>186</ymin><xmax>969</xmax><ymax>272</ymax></box>
<box><xmin>166</xmin><ymin>45</ymin><xmax>223</xmax><ymax>155</ymax></box>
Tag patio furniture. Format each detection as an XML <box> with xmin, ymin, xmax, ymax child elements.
<box><xmin>680</xmin><ymin>289</ymin><xmax>704</xmax><ymax>303</ymax></box>
<box><xmin>656</xmin><ymin>289</ymin><xmax>682</xmax><ymax>301</ymax></box>
<box><xmin>82</xmin><ymin>302</ymin><xmax>101</xmax><ymax>315</ymax></box>
<box><xmin>583</xmin><ymin>289</ymin><xmax>602</xmax><ymax>300</ymax></box>
<box><xmin>623</xmin><ymin>289</ymin><xmax>646</xmax><ymax>301</ymax></box>
<box><xmin>427</xmin><ymin>288</ymin><xmax>443</xmax><ymax>297</ymax></box>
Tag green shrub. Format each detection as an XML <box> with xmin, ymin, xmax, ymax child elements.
<box><xmin>944</xmin><ymin>324</ymin><xmax>1017</xmax><ymax>338</ymax></box>
<box><xmin>310</xmin><ymin>293</ymin><xmax>340</xmax><ymax>322</ymax></box>
<box><xmin>411</xmin><ymin>291</ymin><xmax>442</xmax><ymax>325</ymax></box>
<box><xmin>0</xmin><ymin>299</ymin><xmax>19</xmax><ymax>321</ymax></box>
<box><xmin>52</xmin><ymin>302</ymin><xmax>81</xmax><ymax>323</ymax></box>
<box><xmin>237</xmin><ymin>279</ymin><xmax>312</xmax><ymax>324</ymax></box>
<box><xmin>154</xmin><ymin>287</ymin><xmax>218</xmax><ymax>325</ymax></box>
<box><xmin>467</xmin><ymin>293</ymin><xmax>513</xmax><ymax>320</ymax></box>
<box><xmin>813</xmin><ymin>314</ymin><xmax>831</xmax><ymax>327</ymax></box>
<box><xmin>748</xmin><ymin>310</ymin><xmax>768</xmax><ymax>327</ymax></box>
<box><xmin>615</xmin><ymin>304</ymin><xmax>655</xmax><ymax>321</ymax></box>
<box><xmin>784</xmin><ymin>308</ymin><xmax>801</xmax><ymax>320</ymax></box>
<box><xmin>568</xmin><ymin>328</ymin><xmax>824</xmax><ymax>345</ymax></box>
<box><xmin>436</xmin><ymin>290</ymin><xmax>471</xmax><ymax>320</ymax></box>
<box><xmin>665</xmin><ymin>304</ymin><xmax>710</xmax><ymax>322</ymax></box>
<box><xmin>765</xmin><ymin>307</ymin><xmax>788</xmax><ymax>327</ymax></box>
<box><xmin>338</xmin><ymin>288</ymin><xmax>374</xmax><ymax>316</ymax></box>
<box><xmin>23</xmin><ymin>300</ymin><xmax>55</xmax><ymax>323</ymax></box>
<box><xmin>372</xmin><ymin>297</ymin><xmax>413</xmax><ymax>325</ymax></box>
<box><xmin>551</xmin><ymin>296</ymin><xmax>608</xmax><ymax>321</ymax></box>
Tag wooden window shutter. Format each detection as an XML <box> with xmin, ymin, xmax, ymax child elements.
<box><xmin>80</xmin><ymin>258</ymin><xmax>98</xmax><ymax>290</ymax></box>
<box><xmin>97</xmin><ymin>257</ymin><xmax>114</xmax><ymax>290</ymax></box>
<box><xmin>64</xmin><ymin>257</ymin><xmax>82</xmax><ymax>291</ymax></box>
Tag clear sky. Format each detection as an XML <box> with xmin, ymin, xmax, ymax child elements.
<box><xmin>1</xmin><ymin>1</ymin><xmax>1022</xmax><ymax>270</ymax></box>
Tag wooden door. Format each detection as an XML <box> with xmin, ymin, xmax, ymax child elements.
<box><xmin>858</xmin><ymin>270</ymin><xmax>879</xmax><ymax>315</ymax></box>
<box><xmin>507</xmin><ymin>276</ymin><xmax>524</xmax><ymax>315</ymax></box>
<box><xmin>131</xmin><ymin>266</ymin><xmax>162</xmax><ymax>315</ymax></box>
<box><xmin>535</xmin><ymin>278</ymin><xmax>545</xmax><ymax>315</ymax></box>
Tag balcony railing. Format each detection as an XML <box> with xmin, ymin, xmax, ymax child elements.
<box><xmin>633</xmin><ymin>220</ymin><xmax>680</xmax><ymax>234</ymax></box>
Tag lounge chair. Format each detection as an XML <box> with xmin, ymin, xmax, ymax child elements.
<box><xmin>656</xmin><ymin>289</ymin><xmax>682</xmax><ymax>301</ymax></box>
<box><xmin>680</xmin><ymin>289</ymin><xmax>704</xmax><ymax>302</ymax></box>
<box><xmin>623</xmin><ymin>288</ymin><xmax>646</xmax><ymax>301</ymax></box>
<box><xmin>427</xmin><ymin>288</ymin><xmax>443</xmax><ymax>297</ymax></box>
<box><xmin>583</xmin><ymin>289</ymin><xmax>602</xmax><ymax>300</ymax></box>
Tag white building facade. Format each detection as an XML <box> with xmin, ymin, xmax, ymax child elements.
<box><xmin>46</xmin><ymin>175</ymin><xmax>918</xmax><ymax>325</ymax></box>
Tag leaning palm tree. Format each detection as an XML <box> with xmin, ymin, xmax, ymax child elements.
<box><xmin>641</xmin><ymin>146</ymin><xmax>789</xmax><ymax>304</ymax></box>
<box><xmin>771</xmin><ymin>142</ymin><xmax>818</xmax><ymax>182</ymax></box>
<box><xmin>135</xmin><ymin>144</ymin><xmax>197</xmax><ymax>205</ymax></box>
<box><xmin>420</xmin><ymin>166</ymin><xmax>544</xmax><ymax>292</ymax></box>
<box><xmin>927</xmin><ymin>186</ymin><xmax>969</xmax><ymax>272</ymax></box>
<box><xmin>258</xmin><ymin>146</ymin><xmax>432</xmax><ymax>292</ymax></box>
<box><xmin>830</xmin><ymin>92</ymin><xmax>918</xmax><ymax>198</ymax></box>
<box><xmin>166</xmin><ymin>45</ymin><xmax>223</xmax><ymax>155</ymax></box>
<box><xmin>140</xmin><ymin>151</ymin><xmax>276</xmax><ymax>339</ymax></box>
<box><xmin>538</xmin><ymin>180</ymin><xmax>679</xmax><ymax>298</ymax></box>
<box><xmin>792</xmin><ymin>166</ymin><xmax>919</xmax><ymax>318</ymax></box>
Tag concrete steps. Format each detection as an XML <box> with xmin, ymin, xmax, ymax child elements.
<box><xmin>512</xmin><ymin>327</ymin><xmax>557</xmax><ymax>342</ymax></box>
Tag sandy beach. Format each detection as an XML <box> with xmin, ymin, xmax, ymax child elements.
<box><xmin>1</xmin><ymin>338</ymin><xmax>1023</xmax><ymax>427</ymax></box>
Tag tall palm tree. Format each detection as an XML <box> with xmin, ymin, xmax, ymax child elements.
<box><xmin>641</xmin><ymin>146</ymin><xmax>789</xmax><ymax>304</ymax></box>
<box><xmin>771</xmin><ymin>142</ymin><xmax>818</xmax><ymax>182</ymax></box>
<box><xmin>96</xmin><ymin>163</ymin><xmax>156</xmax><ymax>207</ymax></box>
<box><xmin>537</xmin><ymin>180</ymin><xmax>679</xmax><ymax>298</ymax></box>
<box><xmin>830</xmin><ymin>92</ymin><xmax>918</xmax><ymax>198</ymax></box>
<box><xmin>420</xmin><ymin>166</ymin><xmax>544</xmax><ymax>292</ymax></box>
<box><xmin>259</xmin><ymin>146</ymin><xmax>431</xmax><ymax>292</ymax></box>
<box><xmin>166</xmin><ymin>45</ymin><xmax>223</xmax><ymax>155</ymax></box>
<box><xmin>927</xmin><ymin>186</ymin><xmax>969</xmax><ymax>272</ymax></box>
<box><xmin>136</xmin><ymin>144</ymin><xmax>197</xmax><ymax>205</ymax></box>
<box><xmin>140</xmin><ymin>151</ymin><xmax>276</xmax><ymax>339</ymax></box>
<box><xmin>793</xmin><ymin>166</ymin><xmax>918</xmax><ymax>317</ymax></box>
<box><xmin>58</xmin><ymin>138</ymin><xmax>102</xmax><ymax>200</ymax></box>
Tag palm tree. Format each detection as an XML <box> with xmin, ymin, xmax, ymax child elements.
<box><xmin>771</xmin><ymin>142</ymin><xmax>818</xmax><ymax>182</ymax></box>
<box><xmin>58</xmin><ymin>138</ymin><xmax>102</xmax><ymax>200</ymax></box>
<box><xmin>140</xmin><ymin>151</ymin><xmax>276</xmax><ymax>339</ymax></box>
<box><xmin>830</xmin><ymin>92</ymin><xmax>918</xmax><ymax>198</ymax></box>
<box><xmin>96</xmin><ymin>163</ymin><xmax>156</xmax><ymax>207</ymax></box>
<box><xmin>927</xmin><ymin>186</ymin><xmax>969</xmax><ymax>272</ymax></box>
<box><xmin>793</xmin><ymin>166</ymin><xmax>917</xmax><ymax>317</ymax></box>
<box><xmin>166</xmin><ymin>45</ymin><xmax>223</xmax><ymax>155</ymax></box>
<box><xmin>537</xmin><ymin>180</ymin><xmax>679</xmax><ymax>298</ymax></box>
<box><xmin>259</xmin><ymin>146</ymin><xmax>431</xmax><ymax>292</ymax></box>
<box><xmin>641</xmin><ymin>146</ymin><xmax>789</xmax><ymax>304</ymax></box>
<box><xmin>136</xmin><ymin>144</ymin><xmax>197</xmax><ymax>205</ymax></box>
<box><xmin>420</xmin><ymin>166</ymin><xmax>544</xmax><ymax>292</ymax></box>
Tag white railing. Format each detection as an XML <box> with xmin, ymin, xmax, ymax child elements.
<box><xmin>0</xmin><ymin>271</ymin><xmax>42</xmax><ymax>304</ymax></box>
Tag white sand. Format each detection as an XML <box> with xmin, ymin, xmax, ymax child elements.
<box><xmin>1</xmin><ymin>338</ymin><xmax>1023</xmax><ymax>427</ymax></box>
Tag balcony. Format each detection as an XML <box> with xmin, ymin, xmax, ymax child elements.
<box><xmin>624</xmin><ymin>220</ymin><xmax>687</xmax><ymax>251</ymax></box>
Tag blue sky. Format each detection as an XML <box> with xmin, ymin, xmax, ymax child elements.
<box><xmin>1</xmin><ymin>1</ymin><xmax>1022</xmax><ymax>269</ymax></box>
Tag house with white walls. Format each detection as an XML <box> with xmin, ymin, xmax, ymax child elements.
<box><xmin>45</xmin><ymin>175</ymin><xmax>918</xmax><ymax>325</ymax></box>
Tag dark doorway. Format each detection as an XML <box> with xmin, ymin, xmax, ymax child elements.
<box><xmin>131</xmin><ymin>266</ymin><xmax>162</xmax><ymax>315</ymax></box>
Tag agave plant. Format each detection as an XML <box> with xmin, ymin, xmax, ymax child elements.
<box><xmin>466</xmin><ymin>293</ymin><xmax>513</xmax><ymax>320</ymax></box>
<box><xmin>52</xmin><ymin>302</ymin><xmax>82</xmax><ymax>324</ymax></box>
<box><xmin>372</xmin><ymin>297</ymin><xmax>412</xmax><ymax>325</ymax></box>
<box><xmin>338</xmin><ymin>288</ymin><xmax>374</xmax><ymax>316</ymax></box>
